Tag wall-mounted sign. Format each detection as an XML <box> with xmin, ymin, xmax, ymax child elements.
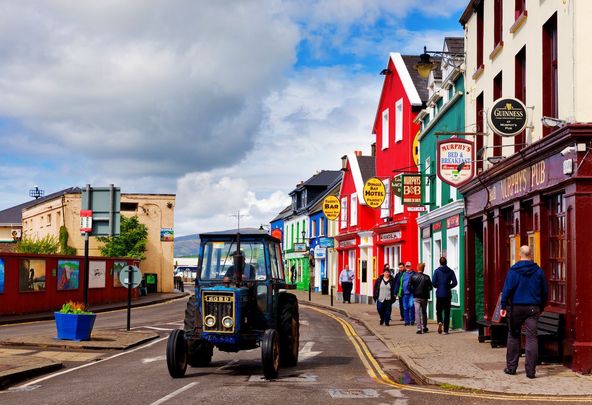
<box><xmin>412</xmin><ymin>130</ymin><xmax>420</xmax><ymax>166</ymax></box>
<box><xmin>339</xmin><ymin>239</ymin><xmax>356</xmax><ymax>248</ymax></box>
<box><xmin>322</xmin><ymin>196</ymin><xmax>341</xmax><ymax>220</ymax></box>
<box><xmin>402</xmin><ymin>174</ymin><xmax>422</xmax><ymax>205</ymax></box>
<box><xmin>433</xmin><ymin>222</ymin><xmax>442</xmax><ymax>232</ymax></box>
<box><xmin>314</xmin><ymin>246</ymin><xmax>326</xmax><ymax>259</ymax></box>
<box><xmin>380</xmin><ymin>231</ymin><xmax>402</xmax><ymax>242</ymax></box>
<box><xmin>406</xmin><ymin>206</ymin><xmax>426</xmax><ymax>212</ymax></box>
<box><xmin>446</xmin><ymin>214</ymin><xmax>460</xmax><ymax>229</ymax></box>
<box><xmin>294</xmin><ymin>243</ymin><xmax>307</xmax><ymax>252</ymax></box>
<box><xmin>363</xmin><ymin>177</ymin><xmax>386</xmax><ymax>208</ymax></box>
<box><xmin>437</xmin><ymin>138</ymin><xmax>475</xmax><ymax>187</ymax></box>
<box><xmin>487</xmin><ymin>97</ymin><xmax>528</xmax><ymax>137</ymax></box>
<box><xmin>319</xmin><ymin>237</ymin><xmax>334</xmax><ymax>248</ymax></box>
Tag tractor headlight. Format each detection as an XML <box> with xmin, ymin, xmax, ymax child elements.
<box><xmin>222</xmin><ymin>316</ymin><xmax>234</xmax><ymax>329</ymax></box>
<box><xmin>204</xmin><ymin>315</ymin><xmax>216</xmax><ymax>327</ymax></box>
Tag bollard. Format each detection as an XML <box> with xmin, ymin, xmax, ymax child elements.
<box><xmin>330</xmin><ymin>286</ymin><xmax>334</xmax><ymax>307</ymax></box>
<box><xmin>308</xmin><ymin>283</ymin><xmax>311</xmax><ymax>301</ymax></box>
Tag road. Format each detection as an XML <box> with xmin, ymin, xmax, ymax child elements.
<box><xmin>0</xmin><ymin>298</ymin><xmax>570</xmax><ymax>404</ymax></box>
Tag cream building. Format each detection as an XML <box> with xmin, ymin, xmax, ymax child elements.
<box><xmin>20</xmin><ymin>189</ymin><xmax>175</xmax><ymax>292</ymax></box>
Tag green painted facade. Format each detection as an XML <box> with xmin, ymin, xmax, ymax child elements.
<box><xmin>284</xmin><ymin>219</ymin><xmax>310</xmax><ymax>291</ymax></box>
<box><xmin>418</xmin><ymin>73</ymin><xmax>467</xmax><ymax>330</ymax></box>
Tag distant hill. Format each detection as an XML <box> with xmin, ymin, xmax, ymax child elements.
<box><xmin>174</xmin><ymin>234</ymin><xmax>200</xmax><ymax>257</ymax></box>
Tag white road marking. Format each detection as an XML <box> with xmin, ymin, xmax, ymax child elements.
<box><xmin>134</xmin><ymin>326</ymin><xmax>175</xmax><ymax>331</ymax></box>
<box><xmin>328</xmin><ymin>389</ymin><xmax>380</xmax><ymax>399</ymax></box>
<box><xmin>384</xmin><ymin>389</ymin><xmax>409</xmax><ymax>404</ymax></box>
<box><xmin>217</xmin><ymin>359</ymin><xmax>239</xmax><ymax>370</ymax></box>
<box><xmin>298</xmin><ymin>341</ymin><xmax>322</xmax><ymax>361</ymax></box>
<box><xmin>4</xmin><ymin>385</ymin><xmax>42</xmax><ymax>393</ymax></box>
<box><xmin>300</xmin><ymin>320</ymin><xmax>310</xmax><ymax>326</ymax></box>
<box><xmin>149</xmin><ymin>382</ymin><xmax>198</xmax><ymax>405</ymax></box>
<box><xmin>13</xmin><ymin>336</ymin><xmax>168</xmax><ymax>388</ymax></box>
<box><xmin>142</xmin><ymin>355</ymin><xmax>166</xmax><ymax>364</ymax></box>
<box><xmin>248</xmin><ymin>373</ymin><xmax>318</xmax><ymax>382</ymax></box>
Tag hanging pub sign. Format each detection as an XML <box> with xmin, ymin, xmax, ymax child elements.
<box><xmin>487</xmin><ymin>97</ymin><xmax>528</xmax><ymax>137</ymax></box>
<box><xmin>392</xmin><ymin>175</ymin><xmax>403</xmax><ymax>197</ymax></box>
<box><xmin>402</xmin><ymin>174</ymin><xmax>422</xmax><ymax>205</ymax></box>
<box><xmin>436</xmin><ymin>138</ymin><xmax>475</xmax><ymax>187</ymax></box>
<box><xmin>322</xmin><ymin>195</ymin><xmax>341</xmax><ymax>220</ymax></box>
<box><xmin>363</xmin><ymin>177</ymin><xmax>386</xmax><ymax>208</ymax></box>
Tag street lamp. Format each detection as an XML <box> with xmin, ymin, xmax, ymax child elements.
<box><xmin>301</xmin><ymin>230</ymin><xmax>306</xmax><ymax>244</ymax></box>
<box><xmin>414</xmin><ymin>46</ymin><xmax>465</xmax><ymax>79</ymax></box>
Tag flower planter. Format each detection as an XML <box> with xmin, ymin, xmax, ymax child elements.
<box><xmin>54</xmin><ymin>312</ymin><xmax>96</xmax><ymax>341</ymax></box>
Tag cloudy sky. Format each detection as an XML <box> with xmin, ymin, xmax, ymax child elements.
<box><xmin>0</xmin><ymin>0</ymin><xmax>464</xmax><ymax>236</ymax></box>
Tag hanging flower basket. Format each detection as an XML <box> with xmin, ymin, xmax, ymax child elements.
<box><xmin>54</xmin><ymin>301</ymin><xmax>96</xmax><ymax>341</ymax></box>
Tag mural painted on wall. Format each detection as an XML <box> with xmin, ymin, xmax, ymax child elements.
<box><xmin>0</xmin><ymin>258</ymin><xmax>4</xmax><ymax>294</ymax></box>
<box><xmin>19</xmin><ymin>259</ymin><xmax>46</xmax><ymax>292</ymax></box>
<box><xmin>160</xmin><ymin>228</ymin><xmax>174</xmax><ymax>242</ymax></box>
<box><xmin>113</xmin><ymin>261</ymin><xmax>127</xmax><ymax>288</ymax></box>
<box><xmin>57</xmin><ymin>260</ymin><xmax>80</xmax><ymax>290</ymax></box>
<box><xmin>89</xmin><ymin>261</ymin><xmax>106</xmax><ymax>289</ymax></box>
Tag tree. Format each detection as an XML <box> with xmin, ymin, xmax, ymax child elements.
<box><xmin>16</xmin><ymin>235</ymin><xmax>60</xmax><ymax>254</ymax></box>
<box><xmin>97</xmin><ymin>215</ymin><xmax>148</xmax><ymax>260</ymax></box>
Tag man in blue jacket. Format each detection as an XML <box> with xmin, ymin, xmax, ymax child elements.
<box><xmin>432</xmin><ymin>257</ymin><xmax>458</xmax><ymax>334</ymax></box>
<box><xmin>500</xmin><ymin>245</ymin><xmax>548</xmax><ymax>379</ymax></box>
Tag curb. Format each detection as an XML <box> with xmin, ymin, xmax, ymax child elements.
<box><xmin>0</xmin><ymin>361</ymin><xmax>63</xmax><ymax>390</ymax></box>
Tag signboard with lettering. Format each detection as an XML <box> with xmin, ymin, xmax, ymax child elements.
<box><xmin>319</xmin><ymin>237</ymin><xmax>334</xmax><ymax>248</ymax></box>
<box><xmin>392</xmin><ymin>175</ymin><xmax>403</xmax><ymax>197</ymax></box>
<box><xmin>432</xmin><ymin>222</ymin><xmax>442</xmax><ymax>232</ymax></box>
<box><xmin>487</xmin><ymin>97</ymin><xmax>528</xmax><ymax>137</ymax></box>
<box><xmin>322</xmin><ymin>196</ymin><xmax>341</xmax><ymax>220</ymax></box>
<box><xmin>379</xmin><ymin>231</ymin><xmax>402</xmax><ymax>242</ymax></box>
<box><xmin>437</xmin><ymin>138</ymin><xmax>475</xmax><ymax>187</ymax></box>
<box><xmin>402</xmin><ymin>174</ymin><xmax>423</xmax><ymax>205</ymax></box>
<box><xmin>294</xmin><ymin>243</ymin><xmax>307</xmax><ymax>252</ymax></box>
<box><xmin>446</xmin><ymin>214</ymin><xmax>460</xmax><ymax>229</ymax></box>
<box><xmin>339</xmin><ymin>239</ymin><xmax>356</xmax><ymax>248</ymax></box>
<box><xmin>363</xmin><ymin>177</ymin><xmax>386</xmax><ymax>208</ymax></box>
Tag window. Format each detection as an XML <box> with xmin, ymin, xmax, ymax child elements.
<box><xmin>515</xmin><ymin>46</ymin><xmax>526</xmax><ymax>153</ymax></box>
<box><xmin>515</xmin><ymin>0</ymin><xmax>526</xmax><ymax>20</ymax></box>
<box><xmin>47</xmin><ymin>214</ymin><xmax>51</xmax><ymax>226</ymax></box>
<box><xmin>493</xmin><ymin>72</ymin><xmax>502</xmax><ymax>157</ymax></box>
<box><xmin>476</xmin><ymin>0</ymin><xmax>484</xmax><ymax>69</ymax></box>
<box><xmin>548</xmin><ymin>193</ymin><xmax>566</xmax><ymax>305</ymax></box>
<box><xmin>436</xmin><ymin>176</ymin><xmax>442</xmax><ymax>208</ymax></box>
<box><xmin>395</xmin><ymin>99</ymin><xmax>403</xmax><ymax>142</ymax></box>
<box><xmin>121</xmin><ymin>202</ymin><xmax>138</xmax><ymax>211</ymax></box>
<box><xmin>381</xmin><ymin>179</ymin><xmax>391</xmax><ymax>218</ymax></box>
<box><xmin>542</xmin><ymin>13</ymin><xmax>558</xmax><ymax>137</ymax></box>
<box><xmin>494</xmin><ymin>0</ymin><xmax>503</xmax><ymax>47</ymax></box>
<box><xmin>476</xmin><ymin>92</ymin><xmax>484</xmax><ymax>172</ymax></box>
<box><xmin>424</xmin><ymin>157</ymin><xmax>431</xmax><ymax>206</ymax></box>
<box><xmin>340</xmin><ymin>197</ymin><xmax>348</xmax><ymax>229</ymax></box>
<box><xmin>382</xmin><ymin>109</ymin><xmax>389</xmax><ymax>149</ymax></box>
<box><xmin>350</xmin><ymin>193</ymin><xmax>358</xmax><ymax>226</ymax></box>
<box><xmin>312</xmin><ymin>220</ymin><xmax>317</xmax><ymax>237</ymax></box>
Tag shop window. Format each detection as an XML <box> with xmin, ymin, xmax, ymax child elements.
<box><xmin>547</xmin><ymin>193</ymin><xmax>566</xmax><ymax>305</ymax></box>
<box><xmin>542</xmin><ymin>13</ymin><xmax>558</xmax><ymax>137</ymax></box>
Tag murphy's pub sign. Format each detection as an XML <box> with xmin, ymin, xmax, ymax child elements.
<box><xmin>487</xmin><ymin>97</ymin><xmax>528</xmax><ymax>137</ymax></box>
<box><xmin>437</xmin><ymin>138</ymin><xmax>475</xmax><ymax>187</ymax></box>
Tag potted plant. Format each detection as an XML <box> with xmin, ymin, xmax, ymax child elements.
<box><xmin>54</xmin><ymin>301</ymin><xmax>96</xmax><ymax>341</ymax></box>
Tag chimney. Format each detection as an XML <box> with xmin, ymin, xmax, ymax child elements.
<box><xmin>354</xmin><ymin>150</ymin><xmax>362</xmax><ymax>157</ymax></box>
<box><xmin>371</xmin><ymin>143</ymin><xmax>376</xmax><ymax>157</ymax></box>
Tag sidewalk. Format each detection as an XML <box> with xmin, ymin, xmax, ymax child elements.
<box><xmin>295</xmin><ymin>290</ymin><xmax>592</xmax><ymax>396</ymax></box>
<box><xmin>0</xmin><ymin>291</ymin><xmax>187</xmax><ymax>389</ymax></box>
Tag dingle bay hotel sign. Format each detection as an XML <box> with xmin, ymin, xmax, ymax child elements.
<box><xmin>487</xmin><ymin>98</ymin><xmax>528</xmax><ymax>137</ymax></box>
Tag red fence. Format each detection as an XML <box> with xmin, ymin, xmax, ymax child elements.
<box><xmin>0</xmin><ymin>252</ymin><xmax>139</xmax><ymax>315</ymax></box>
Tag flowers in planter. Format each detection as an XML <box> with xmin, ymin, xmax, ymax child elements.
<box><xmin>58</xmin><ymin>300</ymin><xmax>93</xmax><ymax>315</ymax></box>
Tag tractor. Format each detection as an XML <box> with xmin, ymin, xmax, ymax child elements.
<box><xmin>166</xmin><ymin>228</ymin><xmax>299</xmax><ymax>379</ymax></box>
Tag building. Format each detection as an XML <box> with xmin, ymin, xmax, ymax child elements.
<box><xmin>460</xmin><ymin>0</ymin><xmax>592</xmax><ymax>372</ymax></box>
<box><xmin>414</xmin><ymin>37</ymin><xmax>466</xmax><ymax>329</ymax></box>
<box><xmin>270</xmin><ymin>205</ymin><xmax>292</xmax><ymax>251</ymax></box>
<box><xmin>5</xmin><ymin>188</ymin><xmax>175</xmax><ymax>293</ymax></box>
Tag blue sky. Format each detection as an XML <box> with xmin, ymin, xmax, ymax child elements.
<box><xmin>0</xmin><ymin>0</ymin><xmax>465</xmax><ymax>235</ymax></box>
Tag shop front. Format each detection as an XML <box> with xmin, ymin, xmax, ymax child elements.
<box><xmin>374</xmin><ymin>220</ymin><xmax>418</xmax><ymax>276</ymax></box>
<box><xmin>460</xmin><ymin>125</ymin><xmax>592</xmax><ymax>372</ymax></box>
<box><xmin>335</xmin><ymin>234</ymin><xmax>358</xmax><ymax>303</ymax></box>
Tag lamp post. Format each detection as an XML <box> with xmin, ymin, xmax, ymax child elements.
<box><xmin>413</xmin><ymin>45</ymin><xmax>465</xmax><ymax>79</ymax></box>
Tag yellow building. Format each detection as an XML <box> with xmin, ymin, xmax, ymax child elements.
<box><xmin>8</xmin><ymin>188</ymin><xmax>175</xmax><ymax>292</ymax></box>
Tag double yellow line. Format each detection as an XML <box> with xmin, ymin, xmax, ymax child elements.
<box><xmin>304</xmin><ymin>305</ymin><xmax>592</xmax><ymax>402</ymax></box>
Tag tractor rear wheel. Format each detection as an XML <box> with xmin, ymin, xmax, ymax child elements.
<box><xmin>166</xmin><ymin>329</ymin><xmax>187</xmax><ymax>378</ymax></box>
<box><xmin>278</xmin><ymin>293</ymin><xmax>299</xmax><ymax>367</ymax></box>
<box><xmin>261</xmin><ymin>329</ymin><xmax>280</xmax><ymax>379</ymax></box>
<box><xmin>187</xmin><ymin>339</ymin><xmax>213</xmax><ymax>367</ymax></box>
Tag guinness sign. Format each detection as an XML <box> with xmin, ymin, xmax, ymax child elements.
<box><xmin>487</xmin><ymin>97</ymin><xmax>527</xmax><ymax>137</ymax></box>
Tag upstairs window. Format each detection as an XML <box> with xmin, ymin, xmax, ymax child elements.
<box><xmin>476</xmin><ymin>0</ymin><xmax>484</xmax><ymax>69</ymax></box>
<box><xmin>515</xmin><ymin>46</ymin><xmax>526</xmax><ymax>153</ymax></box>
<box><xmin>380</xmin><ymin>179</ymin><xmax>391</xmax><ymax>218</ymax></box>
<box><xmin>494</xmin><ymin>0</ymin><xmax>503</xmax><ymax>47</ymax></box>
<box><xmin>515</xmin><ymin>0</ymin><xmax>526</xmax><ymax>20</ymax></box>
<box><xmin>382</xmin><ymin>109</ymin><xmax>389</xmax><ymax>150</ymax></box>
<box><xmin>542</xmin><ymin>13</ymin><xmax>558</xmax><ymax>137</ymax></box>
<box><xmin>350</xmin><ymin>193</ymin><xmax>358</xmax><ymax>226</ymax></box>
<box><xmin>340</xmin><ymin>197</ymin><xmax>348</xmax><ymax>229</ymax></box>
<box><xmin>475</xmin><ymin>92</ymin><xmax>484</xmax><ymax>172</ymax></box>
<box><xmin>493</xmin><ymin>72</ymin><xmax>502</xmax><ymax>157</ymax></box>
<box><xmin>395</xmin><ymin>99</ymin><xmax>403</xmax><ymax>143</ymax></box>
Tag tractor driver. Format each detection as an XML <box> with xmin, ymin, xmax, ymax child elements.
<box><xmin>223</xmin><ymin>250</ymin><xmax>256</xmax><ymax>282</ymax></box>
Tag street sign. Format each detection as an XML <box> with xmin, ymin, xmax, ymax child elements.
<box><xmin>80</xmin><ymin>210</ymin><xmax>93</xmax><ymax>233</ymax></box>
<box><xmin>81</xmin><ymin>184</ymin><xmax>121</xmax><ymax>236</ymax></box>
<box><xmin>119</xmin><ymin>265</ymin><xmax>142</xmax><ymax>288</ymax></box>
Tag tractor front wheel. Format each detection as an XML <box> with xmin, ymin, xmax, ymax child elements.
<box><xmin>166</xmin><ymin>329</ymin><xmax>187</xmax><ymax>378</ymax></box>
<box><xmin>261</xmin><ymin>329</ymin><xmax>280</xmax><ymax>379</ymax></box>
<box><xmin>278</xmin><ymin>293</ymin><xmax>299</xmax><ymax>367</ymax></box>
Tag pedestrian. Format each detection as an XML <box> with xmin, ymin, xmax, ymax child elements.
<box><xmin>409</xmin><ymin>263</ymin><xmax>432</xmax><ymax>334</ymax></box>
<box><xmin>373</xmin><ymin>264</ymin><xmax>396</xmax><ymax>326</ymax></box>
<box><xmin>432</xmin><ymin>257</ymin><xmax>458</xmax><ymax>334</ymax></box>
<box><xmin>339</xmin><ymin>264</ymin><xmax>355</xmax><ymax>303</ymax></box>
<box><xmin>401</xmin><ymin>261</ymin><xmax>415</xmax><ymax>326</ymax></box>
<box><xmin>500</xmin><ymin>245</ymin><xmax>548</xmax><ymax>379</ymax></box>
<box><xmin>393</xmin><ymin>262</ymin><xmax>406</xmax><ymax>321</ymax></box>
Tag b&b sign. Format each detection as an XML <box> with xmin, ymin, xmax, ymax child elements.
<box><xmin>436</xmin><ymin>138</ymin><xmax>475</xmax><ymax>188</ymax></box>
<box><xmin>402</xmin><ymin>174</ymin><xmax>422</xmax><ymax>205</ymax></box>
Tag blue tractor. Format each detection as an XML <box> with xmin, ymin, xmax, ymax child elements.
<box><xmin>166</xmin><ymin>228</ymin><xmax>299</xmax><ymax>379</ymax></box>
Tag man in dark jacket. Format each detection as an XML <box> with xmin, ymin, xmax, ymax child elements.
<box><xmin>408</xmin><ymin>263</ymin><xmax>432</xmax><ymax>334</ymax></box>
<box><xmin>432</xmin><ymin>257</ymin><xmax>458</xmax><ymax>334</ymax></box>
<box><xmin>392</xmin><ymin>263</ymin><xmax>406</xmax><ymax>321</ymax></box>
<box><xmin>373</xmin><ymin>265</ymin><xmax>396</xmax><ymax>326</ymax></box>
<box><xmin>500</xmin><ymin>245</ymin><xmax>548</xmax><ymax>379</ymax></box>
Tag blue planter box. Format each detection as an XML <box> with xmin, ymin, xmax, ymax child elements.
<box><xmin>54</xmin><ymin>312</ymin><xmax>96</xmax><ymax>341</ymax></box>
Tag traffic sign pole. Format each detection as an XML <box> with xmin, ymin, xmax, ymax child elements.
<box><xmin>127</xmin><ymin>266</ymin><xmax>133</xmax><ymax>331</ymax></box>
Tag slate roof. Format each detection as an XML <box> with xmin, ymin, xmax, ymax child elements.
<box><xmin>303</xmin><ymin>170</ymin><xmax>342</xmax><ymax>187</ymax></box>
<box><xmin>445</xmin><ymin>37</ymin><xmax>464</xmax><ymax>55</ymax></box>
<box><xmin>357</xmin><ymin>155</ymin><xmax>376</xmax><ymax>183</ymax></box>
<box><xmin>270</xmin><ymin>205</ymin><xmax>293</xmax><ymax>222</ymax></box>
<box><xmin>0</xmin><ymin>187</ymin><xmax>81</xmax><ymax>225</ymax></box>
<box><xmin>401</xmin><ymin>55</ymin><xmax>437</xmax><ymax>104</ymax></box>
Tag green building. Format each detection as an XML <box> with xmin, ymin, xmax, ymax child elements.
<box><xmin>414</xmin><ymin>37</ymin><xmax>468</xmax><ymax>330</ymax></box>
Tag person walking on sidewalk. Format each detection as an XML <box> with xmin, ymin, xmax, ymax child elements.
<box><xmin>401</xmin><ymin>261</ymin><xmax>415</xmax><ymax>326</ymax></box>
<box><xmin>373</xmin><ymin>264</ymin><xmax>395</xmax><ymax>326</ymax></box>
<box><xmin>432</xmin><ymin>257</ymin><xmax>458</xmax><ymax>334</ymax></box>
<box><xmin>339</xmin><ymin>264</ymin><xmax>355</xmax><ymax>304</ymax></box>
<box><xmin>409</xmin><ymin>263</ymin><xmax>432</xmax><ymax>334</ymax></box>
<box><xmin>500</xmin><ymin>245</ymin><xmax>548</xmax><ymax>379</ymax></box>
<box><xmin>393</xmin><ymin>262</ymin><xmax>406</xmax><ymax>321</ymax></box>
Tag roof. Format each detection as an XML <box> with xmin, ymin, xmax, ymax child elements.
<box><xmin>308</xmin><ymin>178</ymin><xmax>342</xmax><ymax>214</ymax></box>
<box><xmin>270</xmin><ymin>205</ymin><xmax>293</xmax><ymax>222</ymax></box>
<box><xmin>0</xmin><ymin>187</ymin><xmax>81</xmax><ymax>225</ymax></box>
<box><xmin>460</xmin><ymin>0</ymin><xmax>480</xmax><ymax>26</ymax></box>
<box><xmin>444</xmin><ymin>37</ymin><xmax>464</xmax><ymax>55</ymax></box>
<box><xmin>344</xmin><ymin>153</ymin><xmax>376</xmax><ymax>206</ymax></box>
<box><xmin>401</xmin><ymin>55</ymin><xmax>435</xmax><ymax>104</ymax></box>
<box><xmin>357</xmin><ymin>155</ymin><xmax>375</xmax><ymax>183</ymax></box>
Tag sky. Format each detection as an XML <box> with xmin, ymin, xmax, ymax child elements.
<box><xmin>0</xmin><ymin>0</ymin><xmax>465</xmax><ymax>236</ymax></box>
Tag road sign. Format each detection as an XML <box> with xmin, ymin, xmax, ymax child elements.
<box><xmin>81</xmin><ymin>184</ymin><xmax>121</xmax><ymax>236</ymax></box>
<box><xmin>80</xmin><ymin>210</ymin><xmax>93</xmax><ymax>233</ymax></box>
<box><xmin>119</xmin><ymin>265</ymin><xmax>142</xmax><ymax>288</ymax></box>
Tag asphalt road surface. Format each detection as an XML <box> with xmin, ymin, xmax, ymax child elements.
<box><xmin>0</xmin><ymin>298</ymin><xmax>571</xmax><ymax>404</ymax></box>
